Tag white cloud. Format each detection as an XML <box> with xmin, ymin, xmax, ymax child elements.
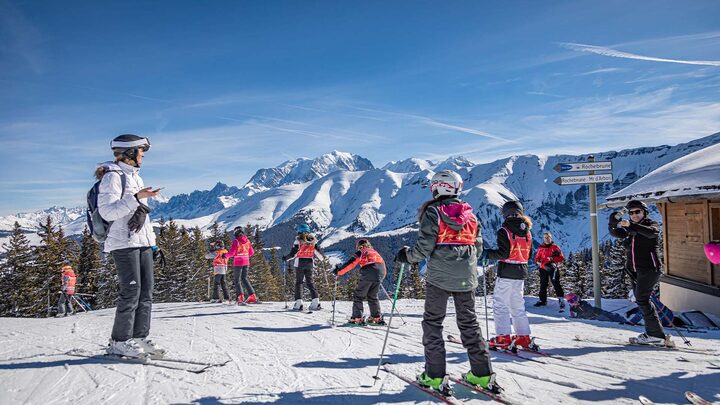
<box><xmin>561</xmin><ymin>42</ymin><xmax>720</xmax><ymax>67</ymax></box>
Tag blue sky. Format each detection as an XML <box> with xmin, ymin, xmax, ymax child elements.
<box><xmin>1</xmin><ymin>0</ymin><xmax>719</xmax><ymax>215</ymax></box>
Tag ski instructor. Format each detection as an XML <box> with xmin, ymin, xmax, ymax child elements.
<box><xmin>97</xmin><ymin>134</ymin><xmax>165</xmax><ymax>358</ymax></box>
<box><xmin>395</xmin><ymin>170</ymin><xmax>500</xmax><ymax>395</ymax></box>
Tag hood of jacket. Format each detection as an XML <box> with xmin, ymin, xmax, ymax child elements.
<box><xmin>503</xmin><ymin>216</ymin><xmax>531</xmax><ymax>237</ymax></box>
<box><xmin>435</xmin><ymin>199</ymin><xmax>474</xmax><ymax>231</ymax></box>
<box><xmin>236</xmin><ymin>235</ymin><xmax>249</xmax><ymax>244</ymax></box>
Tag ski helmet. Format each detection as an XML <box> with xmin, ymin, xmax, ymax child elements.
<box><xmin>501</xmin><ymin>200</ymin><xmax>524</xmax><ymax>218</ymax></box>
<box><xmin>356</xmin><ymin>238</ymin><xmax>371</xmax><ymax>250</ymax></box>
<box><xmin>233</xmin><ymin>226</ymin><xmax>245</xmax><ymax>237</ymax></box>
<box><xmin>430</xmin><ymin>170</ymin><xmax>463</xmax><ymax>198</ymax></box>
<box><xmin>297</xmin><ymin>223</ymin><xmax>312</xmax><ymax>234</ymax></box>
<box><xmin>625</xmin><ymin>200</ymin><xmax>648</xmax><ymax>214</ymax></box>
<box><xmin>111</xmin><ymin>134</ymin><xmax>151</xmax><ymax>162</ymax></box>
<box><xmin>704</xmin><ymin>241</ymin><xmax>720</xmax><ymax>265</ymax></box>
<box><xmin>564</xmin><ymin>292</ymin><xmax>579</xmax><ymax>306</ymax></box>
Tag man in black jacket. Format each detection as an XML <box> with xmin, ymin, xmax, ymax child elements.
<box><xmin>608</xmin><ymin>200</ymin><xmax>672</xmax><ymax>346</ymax></box>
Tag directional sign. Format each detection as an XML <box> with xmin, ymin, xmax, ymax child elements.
<box><xmin>554</xmin><ymin>173</ymin><xmax>613</xmax><ymax>186</ymax></box>
<box><xmin>554</xmin><ymin>161</ymin><xmax>613</xmax><ymax>172</ymax></box>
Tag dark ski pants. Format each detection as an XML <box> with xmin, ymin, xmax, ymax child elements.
<box><xmin>538</xmin><ymin>264</ymin><xmax>565</xmax><ymax>303</ymax></box>
<box><xmin>633</xmin><ymin>270</ymin><xmax>664</xmax><ymax>339</ymax></box>
<box><xmin>351</xmin><ymin>279</ymin><xmax>381</xmax><ymax>318</ymax></box>
<box><xmin>111</xmin><ymin>247</ymin><xmax>154</xmax><ymax>342</ymax></box>
<box><xmin>56</xmin><ymin>292</ymin><xmax>74</xmax><ymax>315</ymax></box>
<box><xmin>423</xmin><ymin>283</ymin><xmax>492</xmax><ymax>378</ymax></box>
<box><xmin>294</xmin><ymin>265</ymin><xmax>318</xmax><ymax>300</ymax></box>
<box><xmin>233</xmin><ymin>265</ymin><xmax>254</xmax><ymax>298</ymax></box>
<box><xmin>212</xmin><ymin>274</ymin><xmax>230</xmax><ymax>300</ymax></box>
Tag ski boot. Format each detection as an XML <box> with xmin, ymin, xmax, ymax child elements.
<box><xmin>308</xmin><ymin>298</ymin><xmax>321</xmax><ymax>310</ymax></box>
<box><xmin>558</xmin><ymin>297</ymin><xmax>566</xmax><ymax>310</ymax></box>
<box><xmin>245</xmin><ymin>294</ymin><xmax>258</xmax><ymax>304</ymax></box>
<box><xmin>417</xmin><ymin>372</ymin><xmax>453</xmax><ymax>397</ymax></box>
<box><xmin>107</xmin><ymin>339</ymin><xmax>146</xmax><ymax>358</ymax></box>
<box><xmin>533</xmin><ymin>301</ymin><xmax>547</xmax><ymax>307</ymax></box>
<box><xmin>488</xmin><ymin>334</ymin><xmax>512</xmax><ymax>350</ymax></box>
<box><xmin>347</xmin><ymin>317</ymin><xmax>365</xmax><ymax>326</ymax></box>
<box><xmin>292</xmin><ymin>299</ymin><xmax>304</xmax><ymax>311</ymax></box>
<box><xmin>134</xmin><ymin>338</ymin><xmax>166</xmax><ymax>359</ymax></box>
<box><xmin>630</xmin><ymin>333</ymin><xmax>674</xmax><ymax>347</ymax></box>
<box><xmin>236</xmin><ymin>294</ymin><xmax>245</xmax><ymax>306</ymax></box>
<box><xmin>509</xmin><ymin>335</ymin><xmax>539</xmax><ymax>352</ymax></box>
<box><xmin>463</xmin><ymin>371</ymin><xmax>503</xmax><ymax>394</ymax></box>
<box><xmin>366</xmin><ymin>315</ymin><xmax>386</xmax><ymax>326</ymax></box>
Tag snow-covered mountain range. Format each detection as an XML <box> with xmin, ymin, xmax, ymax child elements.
<box><xmin>3</xmin><ymin>134</ymin><xmax>719</xmax><ymax>254</ymax></box>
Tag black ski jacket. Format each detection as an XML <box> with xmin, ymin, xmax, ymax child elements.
<box><xmin>485</xmin><ymin>217</ymin><xmax>533</xmax><ymax>280</ymax></box>
<box><xmin>608</xmin><ymin>214</ymin><xmax>662</xmax><ymax>276</ymax></box>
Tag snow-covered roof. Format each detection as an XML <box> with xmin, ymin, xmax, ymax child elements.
<box><xmin>606</xmin><ymin>142</ymin><xmax>720</xmax><ymax>204</ymax></box>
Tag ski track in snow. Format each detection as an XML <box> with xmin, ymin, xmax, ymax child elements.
<box><xmin>1</xmin><ymin>298</ymin><xmax>718</xmax><ymax>404</ymax></box>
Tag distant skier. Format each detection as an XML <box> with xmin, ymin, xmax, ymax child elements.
<box><xmin>208</xmin><ymin>241</ymin><xmax>231</xmax><ymax>304</ymax></box>
<box><xmin>227</xmin><ymin>227</ymin><xmax>256</xmax><ymax>305</ymax></box>
<box><xmin>395</xmin><ymin>170</ymin><xmax>500</xmax><ymax>395</ymax></box>
<box><xmin>333</xmin><ymin>238</ymin><xmax>387</xmax><ymax>325</ymax></box>
<box><xmin>533</xmin><ymin>231</ymin><xmax>566</xmax><ymax>309</ymax></box>
<box><xmin>282</xmin><ymin>223</ymin><xmax>324</xmax><ymax>311</ymax></box>
<box><xmin>56</xmin><ymin>262</ymin><xmax>76</xmax><ymax>317</ymax></box>
<box><xmin>98</xmin><ymin>134</ymin><xmax>165</xmax><ymax>358</ymax></box>
<box><xmin>608</xmin><ymin>200</ymin><xmax>673</xmax><ymax>346</ymax></box>
<box><xmin>482</xmin><ymin>200</ymin><xmax>537</xmax><ymax>352</ymax></box>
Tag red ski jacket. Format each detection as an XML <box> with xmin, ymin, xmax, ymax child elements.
<box><xmin>534</xmin><ymin>242</ymin><xmax>565</xmax><ymax>270</ymax></box>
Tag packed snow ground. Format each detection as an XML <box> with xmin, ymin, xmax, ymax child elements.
<box><xmin>1</xmin><ymin>298</ymin><xmax>718</xmax><ymax>404</ymax></box>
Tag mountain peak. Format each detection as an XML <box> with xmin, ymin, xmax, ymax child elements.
<box><xmin>382</xmin><ymin>158</ymin><xmax>435</xmax><ymax>173</ymax></box>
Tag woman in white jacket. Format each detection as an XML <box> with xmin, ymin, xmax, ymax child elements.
<box><xmin>97</xmin><ymin>134</ymin><xmax>164</xmax><ymax>358</ymax></box>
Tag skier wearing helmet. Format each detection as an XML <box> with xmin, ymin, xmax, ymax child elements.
<box><xmin>282</xmin><ymin>223</ymin><xmax>324</xmax><ymax>311</ymax></box>
<box><xmin>609</xmin><ymin>200</ymin><xmax>672</xmax><ymax>346</ymax></box>
<box><xmin>333</xmin><ymin>239</ymin><xmax>387</xmax><ymax>325</ymax></box>
<box><xmin>96</xmin><ymin>134</ymin><xmax>165</xmax><ymax>359</ymax></box>
<box><xmin>226</xmin><ymin>226</ymin><xmax>256</xmax><ymax>305</ymax></box>
<box><xmin>483</xmin><ymin>200</ymin><xmax>536</xmax><ymax>353</ymax></box>
<box><xmin>395</xmin><ymin>170</ymin><xmax>499</xmax><ymax>396</ymax></box>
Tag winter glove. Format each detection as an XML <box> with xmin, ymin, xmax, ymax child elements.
<box><xmin>552</xmin><ymin>250</ymin><xmax>560</xmax><ymax>257</ymax></box>
<box><xmin>221</xmin><ymin>253</ymin><xmax>227</xmax><ymax>259</ymax></box>
<box><xmin>394</xmin><ymin>246</ymin><xmax>411</xmax><ymax>264</ymax></box>
<box><xmin>332</xmin><ymin>265</ymin><xmax>341</xmax><ymax>275</ymax></box>
<box><xmin>151</xmin><ymin>246</ymin><xmax>166</xmax><ymax>267</ymax></box>
<box><xmin>281</xmin><ymin>254</ymin><xmax>289</xmax><ymax>262</ymax></box>
<box><xmin>127</xmin><ymin>202</ymin><xmax>151</xmax><ymax>233</ymax></box>
<box><xmin>609</xmin><ymin>212</ymin><xmax>621</xmax><ymax>228</ymax></box>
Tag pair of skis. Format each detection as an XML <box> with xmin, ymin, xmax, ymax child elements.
<box><xmin>573</xmin><ymin>335</ymin><xmax>718</xmax><ymax>355</ymax></box>
<box><xmin>66</xmin><ymin>349</ymin><xmax>230</xmax><ymax>374</ymax></box>
<box><xmin>381</xmin><ymin>365</ymin><xmax>516</xmax><ymax>404</ymax></box>
<box><xmin>640</xmin><ymin>391</ymin><xmax>712</xmax><ymax>405</ymax></box>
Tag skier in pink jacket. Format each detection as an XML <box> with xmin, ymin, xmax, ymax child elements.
<box><xmin>226</xmin><ymin>227</ymin><xmax>256</xmax><ymax>304</ymax></box>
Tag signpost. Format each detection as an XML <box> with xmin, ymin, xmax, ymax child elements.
<box><xmin>554</xmin><ymin>156</ymin><xmax>613</xmax><ymax>309</ymax></box>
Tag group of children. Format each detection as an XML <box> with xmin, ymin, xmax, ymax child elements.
<box><xmin>201</xmin><ymin>167</ymin><xmax>668</xmax><ymax>398</ymax></box>
<box><xmin>207</xmin><ymin>227</ymin><xmax>257</xmax><ymax>305</ymax></box>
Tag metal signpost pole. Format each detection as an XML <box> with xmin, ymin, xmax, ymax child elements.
<box><xmin>587</xmin><ymin>155</ymin><xmax>602</xmax><ymax>309</ymax></box>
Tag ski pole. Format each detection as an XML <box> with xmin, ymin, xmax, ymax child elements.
<box><xmin>331</xmin><ymin>275</ymin><xmax>338</xmax><ymax>327</ymax></box>
<box><xmin>380</xmin><ymin>284</ymin><xmax>407</xmax><ymax>325</ymax></box>
<box><xmin>283</xmin><ymin>261</ymin><xmax>288</xmax><ymax>309</ymax></box>
<box><xmin>373</xmin><ymin>263</ymin><xmax>405</xmax><ymax>384</ymax></box>
<box><xmin>649</xmin><ymin>294</ymin><xmax>691</xmax><ymax>346</ymax></box>
<box><xmin>482</xmin><ymin>259</ymin><xmax>490</xmax><ymax>342</ymax></box>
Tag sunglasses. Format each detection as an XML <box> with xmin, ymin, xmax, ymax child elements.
<box><xmin>629</xmin><ymin>210</ymin><xmax>644</xmax><ymax>215</ymax></box>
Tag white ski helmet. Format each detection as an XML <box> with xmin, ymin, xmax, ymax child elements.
<box><xmin>111</xmin><ymin>134</ymin><xmax>151</xmax><ymax>162</ymax></box>
<box><xmin>430</xmin><ymin>170</ymin><xmax>463</xmax><ymax>198</ymax></box>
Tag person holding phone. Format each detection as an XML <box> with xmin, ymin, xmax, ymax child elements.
<box><xmin>97</xmin><ymin>134</ymin><xmax>165</xmax><ymax>358</ymax></box>
<box><xmin>608</xmin><ymin>200</ymin><xmax>671</xmax><ymax>346</ymax></box>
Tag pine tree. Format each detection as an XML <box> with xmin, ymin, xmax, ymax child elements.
<box><xmin>155</xmin><ymin>220</ymin><xmax>189</xmax><ymax>302</ymax></box>
<box><xmin>28</xmin><ymin>217</ymin><xmax>65</xmax><ymax>317</ymax></box>
<box><xmin>0</xmin><ymin>222</ymin><xmax>35</xmax><ymax>316</ymax></box>
<box><xmin>77</xmin><ymin>226</ymin><xmax>102</xmax><ymax>308</ymax></box>
<box><xmin>313</xmin><ymin>254</ymin><xmax>333</xmax><ymax>300</ymax></box>
<box><xmin>248</xmin><ymin>226</ymin><xmax>281</xmax><ymax>301</ymax></box>
<box><xmin>601</xmin><ymin>239</ymin><xmax>631</xmax><ymax>298</ymax></box>
<box><xmin>96</xmin><ymin>252</ymin><xmax>118</xmax><ymax>309</ymax></box>
<box><xmin>564</xmin><ymin>251</ymin><xmax>593</xmax><ymax>299</ymax></box>
<box><xmin>188</xmin><ymin>226</ymin><xmax>210</xmax><ymax>302</ymax></box>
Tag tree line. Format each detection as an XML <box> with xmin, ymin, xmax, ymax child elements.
<box><xmin>0</xmin><ymin>216</ymin><xmax>637</xmax><ymax>317</ymax></box>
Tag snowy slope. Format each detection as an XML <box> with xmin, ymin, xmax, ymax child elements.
<box><xmin>1</xmin><ymin>299</ymin><xmax>718</xmax><ymax>404</ymax></box>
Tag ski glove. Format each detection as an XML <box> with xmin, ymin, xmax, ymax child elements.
<box><xmin>394</xmin><ymin>246</ymin><xmax>411</xmax><ymax>264</ymax></box>
<box><xmin>151</xmin><ymin>246</ymin><xmax>166</xmax><ymax>267</ymax></box>
<box><xmin>332</xmin><ymin>264</ymin><xmax>341</xmax><ymax>275</ymax></box>
<box><xmin>127</xmin><ymin>202</ymin><xmax>151</xmax><ymax>233</ymax></box>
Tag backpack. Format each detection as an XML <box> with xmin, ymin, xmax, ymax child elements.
<box><xmin>86</xmin><ymin>170</ymin><xmax>126</xmax><ymax>243</ymax></box>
